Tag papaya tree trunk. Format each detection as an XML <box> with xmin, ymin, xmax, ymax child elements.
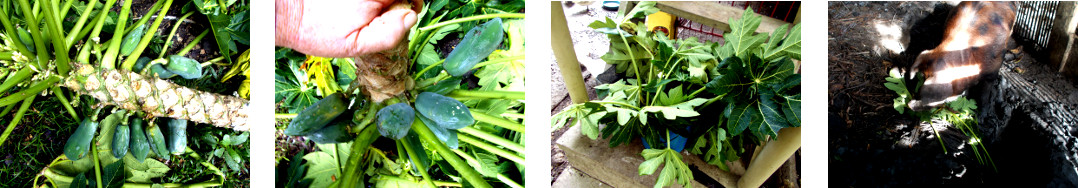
<box><xmin>62</xmin><ymin>63</ymin><xmax>249</xmax><ymax>131</ymax></box>
<box><xmin>352</xmin><ymin>0</ymin><xmax>422</xmax><ymax>103</ymax></box>
<box><xmin>354</xmin><ymin>43</ymin><xmax>413</xmax><ymax>103</ymax></box>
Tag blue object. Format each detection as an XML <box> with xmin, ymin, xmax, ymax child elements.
<box><xmin>602</xmin><ymin>1</ymin><xmax>620</xmax><ymax>11</ymax></box>
<box><xmin>642</xmin><ymin>130</ymin><xmax>689</xmax><ymax>152</ymax></box>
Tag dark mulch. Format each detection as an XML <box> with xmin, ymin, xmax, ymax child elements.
<box><xmin>830</xmin><ymin>1</ymin><xmax>1078</xmax><ymax>187</ymax></box>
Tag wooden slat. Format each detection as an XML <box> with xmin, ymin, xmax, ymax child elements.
<box><xmin>552</xmin><ymin>167</ymin><xmax>613</xmax><ymax>188</ymax></box>
<box><xmin>682</xmin><ymin>151</ymin><xmax>743</xmax><ymax>187</ymax></box>
<box><xmin>556</xmin><ymin>124</ymin><xmax>707</xmax><ymax>188</ymax></box>
<box><xmin>654</xmin><ymin>1</ymin><xmax>792</xmax><ymax>33</ymax></box>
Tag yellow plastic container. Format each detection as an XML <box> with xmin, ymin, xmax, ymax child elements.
<box><xmin>646</xmin><ymin>11</ymin><xmax>676</xmax><ymax>38</ymax></box>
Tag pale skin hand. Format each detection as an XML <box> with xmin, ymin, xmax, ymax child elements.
<box><xmin>276</xmin><ymin>0</ymin><xmax>418</xmax><ymax>58</ymax></box>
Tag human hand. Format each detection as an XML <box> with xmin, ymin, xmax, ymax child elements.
<box><xmin>276</xmin><ymin>0</ymin><xmax>420</xmax><ymax>58</ymax></box>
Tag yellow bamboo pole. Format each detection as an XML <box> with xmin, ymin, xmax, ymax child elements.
<box><xmin>551</xmin><ymin>1</ymin><xmax>589</xmax><ymax>104</ymax></box>
<box><xmin>738</xmin><ymin>127</ymin><xmax>801</xmax><ymax>188</ymax></box>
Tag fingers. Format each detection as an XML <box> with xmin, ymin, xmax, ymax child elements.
<box><xmin>349</xmin><ymin>9</ymin><xmax>418</xmax><ymax>56</ymax></box>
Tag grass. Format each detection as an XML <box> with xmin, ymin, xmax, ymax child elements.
<box><xmin>0</xmin><ymin>92</ymin><xmax>83</xmax><ymax>185</ymax></box>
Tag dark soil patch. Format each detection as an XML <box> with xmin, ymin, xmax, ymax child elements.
<box><xmin>115</xmin><ymin>0</ymin><xmax>221</xmax><ymax>62</ymax></box>
<box><xmin>830</xmin><ymin>1</ymin><xmax>1078</xmax><ymax>186</ymax></box>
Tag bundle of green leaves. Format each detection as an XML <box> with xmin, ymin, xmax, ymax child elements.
<box><xmin>553</xmin><ymin>2</ymin><xmax>800</xmax><ymax>187</ymax></box>
<box><xmin>885</xmin><ymin>68</ymin><xmax>995</xmax><ymax>170</ymax></box>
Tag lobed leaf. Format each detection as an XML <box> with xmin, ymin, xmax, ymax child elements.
<box><xmin>758</xmin><ymin>92</ymin><xmax>790</xmax><ymax>138</ymax></box>
<box><xmin>725</xmin><ymin>8</ymin><xmax>766</xmax><ymax>58</ymax></box>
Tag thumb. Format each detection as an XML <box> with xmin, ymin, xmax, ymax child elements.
<box><xmin>350</xmin><ymin>9</ymin><xmax>418</xmax><ymax>56</ymax></box>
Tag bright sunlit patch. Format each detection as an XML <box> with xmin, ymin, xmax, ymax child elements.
<box><xmin>874</xmin><ymin>21</ymin><xmax>907</xmax><ymax>54</ymax></box>
<box><xmin>923</xmin><ymin>64</ymin><xmax>981</xmax><ymax>85</ymax></box>
<box><xmin>941</xmin><ymin>7</ymin><xmax>990</xmax><ymax>51</ymax></box>
<box><xmin>922</xmin><ymin>95</ymin><xmax>964</xmax><ymax>108</ymax></box>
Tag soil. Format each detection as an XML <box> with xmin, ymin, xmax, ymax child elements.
<box><xmin>117</xmin><ymin>0</ymin><xmax>222</xmax><ymax>63</ymax></box>
<box><xmin>829</xmin><ymin>2</ymin><xmax>1078</xmax><ymax>186</ymax></box>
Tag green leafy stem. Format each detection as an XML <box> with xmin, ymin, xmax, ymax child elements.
<box><xmin>418</xmin><ymin>13</ymin><xmax>525</xmax><ymax>32</ymax></box>
<box><xmin>414</xmin><ymin>55</ymin><xmax>525</xmax><ymax>80</ymax></box>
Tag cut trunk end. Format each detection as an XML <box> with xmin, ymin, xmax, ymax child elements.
<box><xmin>353</xmin><ymin>0</ymin><xmax>422</xmax><ymax>103</ymax></box>
<box><xmin>354</xmin><ymin>43</ymin><xmax>413</xmax><ymax>103</ymax></box>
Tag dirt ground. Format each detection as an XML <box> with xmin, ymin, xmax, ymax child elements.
<box><xmin>118</xmin><ymin>0</ymin><xmax>223</xmax><ymax>63</ymax></box>
<box><xmin>830</xmin><ymin>1</ymin><xmax>1078</xmax><ymax>186</ymax></box>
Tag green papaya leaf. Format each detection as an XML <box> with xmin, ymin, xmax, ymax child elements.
<box><xmin>166</xmin><ymin>55</ymin><xmax>203</xmax><ymax>79</ymax></box>
<box><xmin>415</xmin><ymin>92</ymin><xmax>474</xmax><ymax>129</ymax></box>
<box><xmin>443</xmin><ymin>18</ymin><xmax>504</xmax><ymax>76</ymax></box>
<box><xmin>640</xmin><ymin>98</ymin><xmax>707</xmax><ymax>120</ymax></box>
<box><xmin>284</xmin><ymin>151</ymin><xmax>312</xmax><ymax>188</ymax></box>
<box><xmin>71</xmin><ymin>173</ymin><xmax>91</xmax><ymax>188</ymax></box>
<box><xmin>637</xmin><ymin>148</ymin><xmax>693</xmax><ymax>188</ymax></box>
<box><xmin>377</xmin><ymin>103</ymin><xmax>415</xmax><ymax>140</ymax></box>
<box><xmin>762</xmin><ymin>24</ymin><xmax>801</xmax><ymax>61</ymax></box>
<box><xmin>207</xmin><ymin>13</ymin><xmax>234</xmax><ymax>64</ymax></box>
<box><xmin>373</xmin><ymin>175</ymin><xmax>426</xmax><ymax>187</ymax></box>
<box><xmin>774</xmin><ymin>74</ymin><xmax>801</xmax><ymax>92</ymax></box>
<box><xmin>49</xmin><ymin>153</ymin><xmax>95</xmax><ymax>176</ymax></box>
<box><xmin>123</xmin><ymin>154</ymin><xmax>170</xmax><ymax>183</ymax></box>
<box><xmin>783</xmin><ymin>94</ymin><xmax>801</xmax><ymax>127</ymax></box>
<box><xmin>475</xmin><ymin>152</ymin><xmax>499</xmax><ymax>177</ymax></box>
<box><xmin>101</xmin><ymin>159</ymin><xmax>125</xmax><ymax>188</ymax></box>
<box><xmin>705</xmin><ymin>59</ymin><xmax>746</xmax><ymax>96</ymax></box>
<box><xmin>623</xmin><ymin>1</ymin><xmax>659</xmax><ymax>21</ymax></box>
<box><xmin>726</xmin><ymin>103</ymin><xmax>753</xmax><ymax>136</ymax></box>
<box><xmin>758</xmin><ymin>91</ymin><xmax>789</xmax><ymax>138</ymax></box>
<box><xmin>304</xmin><ymin>142</ymin><xmax>352</xmax><ymax>188</ymax></box>
<box><xmin>725</xmin><ymin>8</ymin><xmax>767</xmax><ymax>58</ymax></box>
